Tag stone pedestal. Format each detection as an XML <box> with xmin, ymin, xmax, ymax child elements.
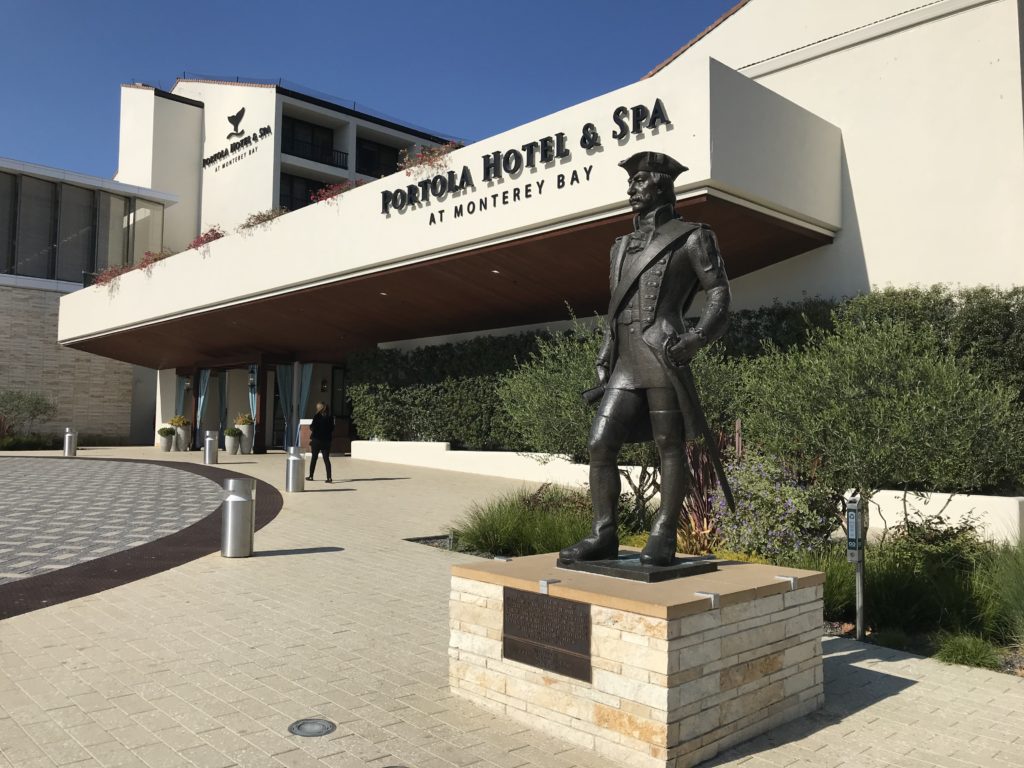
<box><xmin>449</xmin><ymin>553</ymin><xmax>824</xmax><ymax>768</ymax></box>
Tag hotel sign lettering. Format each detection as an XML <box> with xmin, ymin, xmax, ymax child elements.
<box><xmin>202</xmin><ymin>107</ymin><xmax>273</xmax><ymax>173</ymax></box>
<box><xmin>380</xmin><ymin>98</ymin><xmax>671</xmax><ymax>225</ymax></box>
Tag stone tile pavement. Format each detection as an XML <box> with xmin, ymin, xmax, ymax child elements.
<box><xmin>0</xmin><ymin>447</ymin><xmax>1023</xmax><ymax>768</ymax></box>
<box><xmin>0</xmin><ymin>458</ymin><xmax>224</xmax><ymax>585</ymax></box>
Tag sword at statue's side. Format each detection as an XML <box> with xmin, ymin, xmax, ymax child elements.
<box><xmin>664</xmin><ymin>338</ymin><xmax>737</xmax><ymax>516</ymax></box>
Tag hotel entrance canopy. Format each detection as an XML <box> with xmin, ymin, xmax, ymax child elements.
<box><xmin>59</xmin><ymin>58</ymin><xmax>841</xmax><ymax>370</ymax></box>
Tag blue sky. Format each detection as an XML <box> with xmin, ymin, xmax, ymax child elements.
<box><xmin>0</xmin><ymin>0</ymin><xmax>738</xmax><ymax>179</ymax></box>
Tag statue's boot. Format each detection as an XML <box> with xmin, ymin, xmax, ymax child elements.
<box><xmin>641</xmin><ymin>410</ymin><xmax>687</xmax><ymax>567</ymax></box>
<box><xmin>559</xmin><ymin>415</ymin><xmax>624</xmax><ymax>563</ymax></box>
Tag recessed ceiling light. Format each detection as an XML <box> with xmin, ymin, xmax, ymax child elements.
<box><xmin>491</xmin><ymin>269</ymin><xmax>501</xmax><ymax>274</ymax></box>
<box><xmin>379</xmin><ymin>292</ymin><xmax>388</xmax><ymax>296</ymax></box>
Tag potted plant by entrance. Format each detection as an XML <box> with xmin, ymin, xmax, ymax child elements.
<box><xmin>157</xmin><ymin>426</ymin><xmax>175</xmax><ymax>452</ymax></box>
<box><xmin>168</xmin><ymin>415</ymin><xmax>192</xmax><ymax>451</ymax></box>
<box><xmin>224</xmin><ymin>426</ymin><xmax>242</xmax><ymax>455</ymax></box>
<box><xmin>235</xmin><ymin>412</ymin><xmax>254</xmax><ymax>454</ymax></box>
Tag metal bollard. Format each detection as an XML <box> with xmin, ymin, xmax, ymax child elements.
<box><xmin>62</xmin><ymin>427</ymin><xmax>77</xmax><ymax>458</ymax></box>
<box><xmin>285</xmin><ymin>446</ymin><xmax>305</xmax><ymax>493</ymax></box>
<box><xmin>221</xmin><ymin>477</ymin><xmax>256</xmax><ymax>557</ymax></box>
<box><xmin>203</xmin><ymin>430</ymin><xmax>218</xmax><ymax>465</ymax></box>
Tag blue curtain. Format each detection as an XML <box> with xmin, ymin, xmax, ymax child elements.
<box><xmin>248</xmin><ymin>364</ymin><xmax>258</xmax><ymax>421</ymax></box>
<box><xmin>218</xmin><ymin>372</ymin><xmax>227</xmax><ymax>448</ymax></box>
<box><xmin>296</xmin><ymin>363</ymin><xmax>313</xmax><ymax>446</ymax></box>
<box><xmin>196</xmin><ymin>369</ymin><xmax>211</xmax><ymax>448</ymax></box>
<box><xmin>175</xmin><ymin>375</ymin><xmax>186</xmax><ymax>417</ymax></box>
<box><xmin>276</xmin><ymin>364</ymin><xmax>294</xmax><ymax>448</ymax></box>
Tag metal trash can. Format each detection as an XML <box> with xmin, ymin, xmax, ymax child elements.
<box><xmin>62</xmin><ymin>427</ymin><xmax>77</xmax><ymax>458</ymax></box>
<box><xmin>203</xmin><ymin>430</ymin><xmax>218</xmax><ymax>465</ymax></box>
<box><xmin>221</xmin><ymin>477</ymin><xmax>257</xmax><ymax>557</ymax></box>
<box><xmin>285</xmin><ymin>446</ymin><xmax>305</xmax><ymax>493</ymax></box>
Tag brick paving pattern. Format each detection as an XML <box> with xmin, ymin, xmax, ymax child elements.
<box><xmin>0</xmin><ymin>458</ymin><xmax>224</xmax><ymax>585</ymax></box>
<box><xmin>0</xmin><ymin>448</ymin><xmax>1022</xmax><ymax>768</ymax></box>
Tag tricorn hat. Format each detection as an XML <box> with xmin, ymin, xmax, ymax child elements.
<box><xmin>618</xmin><ymin>151</ymin><xmax>688</xmax><ymax>180</ymax></box>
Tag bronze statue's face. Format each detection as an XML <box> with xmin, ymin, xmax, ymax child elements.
<box><xmin>627</xmin><ymin>171</ymin><xmax>664</xmax><ymax>215</ymax></box>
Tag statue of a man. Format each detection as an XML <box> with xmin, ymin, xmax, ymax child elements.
<box><xmin>559</xmin><ymin>151</ymin><xmax>731</xmax><ymax>567</ymax></box>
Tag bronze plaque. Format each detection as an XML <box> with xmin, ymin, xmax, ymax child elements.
<box><xmin>502</xmin><ymin>587</ymin><xmax>591</xmax><ymax>682</ymax></box>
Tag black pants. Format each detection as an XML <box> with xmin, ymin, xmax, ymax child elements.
<box><xmin>308</xmin><ymin>439</ymin><xmax>332</xmax><ymax>479</ymax></box>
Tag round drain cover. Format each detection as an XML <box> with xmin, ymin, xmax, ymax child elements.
<box><xmin>288</xmin><ymin>718</ymin><xmax>336</xmax><ymax>737</ymax></box>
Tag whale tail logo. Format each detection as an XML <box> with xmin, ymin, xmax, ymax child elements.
<box><xmin>227</xmin><ymin>108</ymin><xmax>245</xmax><ymax>139</ymax></box>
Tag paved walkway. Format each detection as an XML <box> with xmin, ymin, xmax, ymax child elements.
<box><xmin>0</xmin><ymin>458</ymin><xmax>224</xmax><ymax>585</ymax></box>
<box><xmin>0</xmin><ymin>447</ymin><xmax>1022</xmax><ymax>768</ymax></box>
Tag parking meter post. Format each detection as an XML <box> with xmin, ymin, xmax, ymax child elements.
<box><xmin>846</xmin><ymin>494</ymin><xmax>865</xmax><ymax>640</ymax></box>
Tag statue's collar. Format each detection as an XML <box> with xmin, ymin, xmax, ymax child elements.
<box><xmin>633</xmin><ymin>203</ymin><xmax>676</xmax><ymax>232</ymax></box>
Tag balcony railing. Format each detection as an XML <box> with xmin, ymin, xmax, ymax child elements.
<box><xmin>281</xmin><ymin>137</ymin><xmax>349</xmax><ymax>169</ymax></box>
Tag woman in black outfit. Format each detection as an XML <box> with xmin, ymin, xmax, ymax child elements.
<box><xmin>307</xmin><ymin>402</ymin><xmax>335</xmax><ymax>483</ymax></box>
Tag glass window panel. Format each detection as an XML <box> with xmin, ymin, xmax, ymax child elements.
<box><xmin>130</xmin><ymin>199</ymin><xmax>164</xmax><ymax>264</ymax></box>
<box><xmin>57</xmin><ymin>184</ymin><xmax>95</xmax><ymax>282</ymax></box>
<box><xmin>0</xmin><ymin>172</ymin><xmax>15</xmax><ymax>274</ymax></box>
<box><xmin>96</xmin><ymin>192</ymin><xmax>128</xmax><ymax>270</ymax></box>
<box><xmin>15</xmin><ymin>176</ymin><xmax>57</xmax><ymax>278</ymax></box>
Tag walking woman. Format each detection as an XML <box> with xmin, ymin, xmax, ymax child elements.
<box><xmin>307</xmin><ymin>401</ymin><xmax>335</xmax><ymax>483</ymax></box>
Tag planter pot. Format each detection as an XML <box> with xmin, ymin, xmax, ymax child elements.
<box><xmin>158</xmin><ymin>434</ymin><xmax>173</xmax><ymax>452</ymax></box>
<box><xmin>174</xmin><ymin>426</ymin><xmax>192</xmax><ymax>451</ymax></box>
<box><xmin>237</xmin><ymin>423</ymin><xmax>254</xmax><ymax>454</ymax></box>
<box><xmin>225</xmin><ymin>436</ymin><xmax>240</xmax><ymax>455</ymax></box>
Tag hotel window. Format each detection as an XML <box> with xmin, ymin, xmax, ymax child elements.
<box><xmin>130</xmin><ymin>199</ymin><xmax>164</xmax><ymax>265</ymax></box>
<box><xmin>282</xmin><ymin>117</ymin><xmax>345</xmax><ymax>168</ymax></box>
<box><xmin>279</xmin><ymin>172</ymin><xmax>327</xmax><ymax>211</ymax></box>
<box><xmin>96</xmin><ymin>192</ymin><xmax>129</xmax><ymax>270</ymax></box>
<box><xmin>356</xmin><ymin>138</ymin><xmax>400</xmax><ymax>178</ymax></box>
<box><xmin>0</xmin><ymin>172</ymin><xmax>14</xmax><ymax>274</ymax></box>
<box><xmin>15</xmin><ymin>176</ymin><xmax>57</xmax><ymax>279</ymax></box>
<box><xmin>56</xmin><ymin>184</ymin><xmax>96</xmax><ymax>282</ymax></box>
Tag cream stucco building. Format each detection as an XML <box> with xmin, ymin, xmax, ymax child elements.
<box><xmin>53</xmin><ymin>0</ymin><xmax>1024</xmax><ymax>451</ymax></box>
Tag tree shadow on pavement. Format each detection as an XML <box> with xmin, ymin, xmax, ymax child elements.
<box><xmin>702</xmin><ymin>637</ymin><xmax>917</xmax><ymax>766</ymax></box>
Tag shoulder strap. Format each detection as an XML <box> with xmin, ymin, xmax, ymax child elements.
<box><xmin>607</xmin><ymin>220</ymin><xmax>699</xmax><ymax>319</ymax></box>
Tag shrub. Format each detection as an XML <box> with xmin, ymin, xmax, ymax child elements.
<box><xmin>310</xmin><ymin>179</ymin><xmax>365</xmax><ymax>204</ymax></box>
<box><xmin>871</xmin><ymin>627</ymin><xmax>911</xmax><ymax>652</ymax></box>
<box><xmin>742</xmin><ymin>320</ymin><xmax>1024</xmax><ymax>499</ymax></box>
<box><xmin>934</xmin><ymin>632</ymin><xmax>1003</xmax><ymax>669</ymax></box>
<box><xmin>450</xmin><ymin>485</ymin><xmax>592</xmax><ymax>557</ymax></box>
<box><xmin>0</xmin><ymin>433</ymin><xmax>60</xmax><ymax>450</ymax></box>
<box><xmin>234</xmin><ymin>412</ymin><xmax>254</xmax><ymax>425</ymax></box>
<box><xmin>348</xmin><ymin>333</ymin><xmax>542</xmax><ymax>450</ymax></box>
<box><xmin>224</xmin><ymin>427</ymin><xmax>242</xmax><ymax>438</ymax></box>
<box><xmin>0</xmin><ymin>391</ymin><xmax>56</xmax><ymax>438</ymax></box>
<box><xmin>780</xmin><ymin>542</ymin><xmax>856</xmax><ymax>622</ymax></box>
<box><xmin>168</xmin><ymin>415</ymin><xmax>191</xmax><ymax>427</ymax></box>
<box><xmin>971</xmin><ymin>541</ymin><xmax>1024</xmax><ymax>647</ymax></box>
<box><xmin>157</xmin><ymin>427</ymin><xmax>176</xmax><ymax>437</ymax></box>
<box><xmin>710</xmin><ymin>449</ymin><xmax>838</xmax><ymax>560</ymax></box>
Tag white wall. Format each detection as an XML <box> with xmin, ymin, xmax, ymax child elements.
<box><xmin>151</xmin><ymin>95</ymin><xmax>203</xmax><ymax>251</ymax></box>
<box><xmin>171</xmin><ymin>81</ymin><xmax>279</xmax><ymax>233</ymax></box>
<box><xmin>668</xmin><ymin>0</ymin><xmax>1024</xmax><ymax>307</ymax></box>
<box><xmin>115</xmin><ymin>86</ymin><xmax>155</xmax><ymax>188</ymax></box>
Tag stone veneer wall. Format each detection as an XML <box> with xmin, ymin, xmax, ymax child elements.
<box><xmin>450</xmin><ymin>576</ymin><xmax>824</xmax><ymax>768</ymax></box>
<box><xmin>0</xmin><ymin>284</ymin><xmax>135</xmax><ymax>440</ymax></box>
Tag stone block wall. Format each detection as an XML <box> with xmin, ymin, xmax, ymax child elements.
<box><xmin>450</xmin><ymin>575</ymin><xmax>824</xmax><ymax>768</ymax></box>
<box><xmin>0</xmin><ymin>284</ymin><xmax>136</xmax><ymax>440</ymax></box>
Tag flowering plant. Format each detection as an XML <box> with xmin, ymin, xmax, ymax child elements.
<box><xmin>168</xmin><ymin>415</ymin><xmax>191</xmax><ymax>427</ymax></box>
<box><xmin>187</xmin><ymin>226</ymin><xmax>225</xmax><ymax>250</ymax></box>
<box><xmin>310</xmin><ymin>179</ymin><xmax>365</xmax><ymax>204</ymax></box>
<box><xmin>237</xmin><ymin>208</ymin><xmax>287</xmax><ymax>232</ymax></box>
<box><xmin>397</xmin><ymin>141</ymin><xmax>465</xmax><ymax>176</ymax></box>
<box><xmin>234</xmin><ymin>412</ymin><xmax>254</xmax><ymax>425</ymax></box>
